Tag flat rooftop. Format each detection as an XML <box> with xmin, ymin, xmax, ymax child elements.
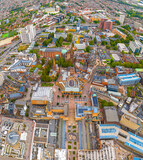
<box><xmin>31</xmin><ymin>87</ymin><xmax>53</xmax><ymax>103</ymax></box>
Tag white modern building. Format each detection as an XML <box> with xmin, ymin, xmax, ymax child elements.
<box><xmin>31</xmin><ymin>87</ymin><xmax>53</xmax><ymax>105</ymax></box>
<box><xmin>119</xmin><ymin>14</ymin><xmax>125</xmax><ymax>25</ymax></box>
<box><xmin>129</xmin><ymin>40</ymin><xmax>143</xmax><ymax>55</ymax></box>
<box><xmin>117</xmin><ymin>43</ymin><xmax>129</xmax><ymax>53</ymax></box>
<box><xmin>20</xmin><ymin>24</ymin><xmax>36</xmax><ymax>44</ymax></box>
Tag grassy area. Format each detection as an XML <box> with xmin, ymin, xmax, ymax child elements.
<box><xmin>73</xmin><ymin>125</ymin><xmax>76</xmax><ymax>129</ymax></box>
<box><xmin>68</xmin><ymin>130</ymin><xmax>71</xmax><ymax>132</ymax></box>
<box><xmin>73</xmin><ymin>151</ymin><xmax>75</xmax><ymax>155</ymax></box>
<box><xmin>73</xmin><ymin>130</ymin><xmax>76</xmax><ymax>133</ymax></box>
<box><xmin>38</xmin><ymin>71</ymin><xmax>42</xmax><ymax>75</ymax></box>
<box><xmin>41</xmin><ymin>83</ymin><xmax>54</xmax><ymax>87</ymax></box>
<box><xmin>1</xmin><ymin>33</ymin><xmax>9</xmax><ymax>39</ymax></box>
<box><xmin>36</xmin><ymin>64</ymin><xmax>42</xmax><ymax>69</ymax></box>
<box><xmin>1</xmin><ymin>30</ymin><xmax>17</xmax><ymax>39</ymax></box>
<box><xmin>103</xmin><ymin>50</ymin><xmax>106</xmax><ymax>53</ymax></box>
<box><xmin>63</xmin><ymin>42</ymin><xmax>70</xmax><ymax>45</ymax></box>
<box><xmin>68</xmin><ymin>145</ymin><xmax>71</xmax><ymax>149</ymax></box>
<box><xmin>110</xmin><ymin>55</ymin><xmax>114</xmax><ymax>60</ymax></box>
<box><xmin>17</xmin><ymin>45</ymin><xmax>29</xmax><ymax>52</ymax></box>
<box><xmin>68</xmin><ymin>141</ymin><xmax>72</xmax><ymax>144</ymax></box>
<box><xmin>30</xmin><ymin>67</ymin><xmax>36</xmax><ymax>72</ymax></box>
<box><xmin>74</xmin><ymin>142</ymin><xmax>76</xmax><ymax>145</ymax></box>
<box><xmin>127</xmin><ymin>86</ymin><xmax>133</xmax><ymax>97</ymax></box>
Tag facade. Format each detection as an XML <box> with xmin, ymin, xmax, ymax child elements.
<box><xmin>117</xmin><ymin>43</ymin><xmax>129</xmax><ymax>53</ymax></box>
<box><xmin>119</xmin><ymin>14</ymin><xmax>125</xmax><ymax>25</ymax></box>
<box><xmin>122</xmin><ymin>54</ymin><xmax>139</xmax><ymax>64</ymax></box>
<box><xmin>20</xmin><ymin>24</ymin><xmax>36</xmax><ymax>44</ymax></box>
<box><xmin>54</xmin><ymin>33</ymin><xmax>67</xmax><ymax>39</ymax></box>
<box><xmin>75</xmin><ymin>103</ymin><xmax>100</xmax><ymax>121</ymax></box>
<box><xmin>31</xmin><ymin>87</ymin><xmax>53</xmax><ymax>105</ymax></box>
<box><xmin>39</xmin><ymin>48</ymin><xmax>62</xmax><ymax>58</ymax></box>
<box><xmin>134</xmin><ymin>22</ymin><xmax>142</xmax><ymax>30</ymax></box>
<box><xmin>112</xmin><ymin>28</ymin><xmax>127</xmax><ymax>39</ymax></box>
<box><xmin>99</xmin><ymin>19</ymin><xmax>113</xmax><ymax>30</ymax></box>
<box><xmin>116</xmin><ymin>73</ymin><xmax>141</xmax><ymax>85</ymax></box>
<box><xmin>56</xmin><ymin>69</ymin><xmax>83</xmax><ymax>95</ymax></box>
<box><xmin>98</xmin><ymin>124</ymin><xmax>143</xmax><ymax>154</ymax></box>
<box><xmin>129</xmin><ymin>40</ymin><xmax>143</xmax><ymax>55</ymax></box>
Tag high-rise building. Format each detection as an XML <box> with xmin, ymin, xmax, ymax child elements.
<box><xmin>20</xmin><ymin>24</ymin><xmax>36</xmax><ymax>44</ymax></box>
<box><xmin>119</xmin><ymin>14</ymin><xmax>125</xmax><ymax>25</ymax></box>
<box><xmin>99</xmin><ymin>19</ymin><xmax>113</xmax><ymax>30</ymax></box>
<box><xmin>129</xmin><ymin>40</ymin><xmax>143</xmax><ymax>55</ymax></box>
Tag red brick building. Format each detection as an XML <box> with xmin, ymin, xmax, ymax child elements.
<box><xmin>39</xmin><ymin>48</ymin><xmax>62</xmax><ymax>58</ymax></box>
<box><xmin>99</xmin><ymin>19</ymin><xmax>113</xmax><ymax>30</ymax></box>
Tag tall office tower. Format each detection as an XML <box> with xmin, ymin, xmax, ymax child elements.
<box><xmin>20</xmin><ymin>24</ymin><xmax>36</xmax><ymax>44</ymax></box>
<box><xmin>119</xmin><ymin>14</ymin><xmax>125</xmax><ymax>25</ymax></box>
<box><xmin>99</xmin><ymin>19</ymin><xmax>113</xmax><ymax>30</ymax></box>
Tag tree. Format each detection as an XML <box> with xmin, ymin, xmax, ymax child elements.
<box><xmin>113</xmin><ymin>46</ymin><xmax>118</xmax><ymax>50</ymax></box>
<box><xmin>101</xmin><ymin>41</ymin><xmax>107</xmax><ymax>45</ymax></box>
<box><xmin>62</xmin><ymin>94</ymin><xmax>64</xmax><ymax>98</ymax></box>
<box><xmin>87</xmin><ymin>30</ymin><xmax>90</xmax><ymax>33</ymax></box>
<box><xmin>89</xmin><ymin>40</ymin><xmax>94</xmax><ymax>45</ymax></box>
<box><xmin>114</xmin><ymin>34</ymin><xmax>120</xmax><ymax>38</ymax></box>
<box><xmin>86</xmin><ymin>46</ymin><xmax>90</xmax><ymax>52</ymax></box>
<box><xmin>55</xmin><ymin>37</ymin><xmax>63</xmax><ymax>47</ymax></box>
<box><xmin>94</xmin><ymin>38</ymin><xmax>97</xmax><ymax>44</ymax></box>
<box><xmin>94</xmin><ymin>20</ymin><xmax>99</xmax><ymax>24</ymax></box>
<box><xmin>106</xmin><ymin>45</ymin><xmax>111</xmax><ymax>49</ymax></box>
<box><xmin>66</xmin><ymin>33</ymin><xmax>73</xmax><ymax>42</ymax></box>
<box><xmin>115</xmin><ymin>20</ymin><xmax>120</xmax><ymax>25</ymax></box>
<box><xmin>25</xmin><ymin>112</ymin><xmax>29</xmax><ymax>117</ymax></box>
<box><xmin>34</xmin><ymin>41</ymin><xmax>39</xmax><ymax>47</ymax></box>
<box><xmin>42</xmin><ymin>58</ymin><xmax>45</xmax><ymax>65</ymax></box>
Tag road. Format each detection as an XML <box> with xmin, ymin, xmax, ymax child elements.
<box><xmin>117</xmin><ymin>26</ymin><xmax>137</xmax><ymax>40</ymax></box>
<box><xmin>0</xmin><ymin>39</ymin><xmax>21</xmax><ymax>66</ymax></box>
<box><xmin>0</xmin><ymin>29</ymin><xmax>44</xmax><ymax>66</ymax></box>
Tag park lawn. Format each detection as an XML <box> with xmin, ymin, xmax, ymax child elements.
<box><xmin>38</xmin><ymin>71</ymin><xmax>42</xmax><ymax>75</ymax></box>
<box><xmin>41</xmin><ymin>83</ymin><xmax>54</xmax><ymax>87</ymax></box>
<box><xmin>103</xmin><ymin>50</ymin><xmax>106</xmax><ymax>53</ymax></box>
<box><xmin>63</xmin><ymin>42</ymin><xmax>70</xmax><ymax>45</ymax></box>
<box><xmin>1</xmin><ymin>30</ymin><xmax>17</xmax><ymax>39</ymax></box>
<box><xmin>1</xmin><ymin>33</ymin><xmax>9</xmax><ymax>39</ymax></box>
<box><xmin>8</xmin><ymin>30</ymin><xmax>17</xmax><ymax>37</ymax></box>
<box><xmin>36</xmin><ymin>64</ymin><xmax>42</xmax><ymax>69</ymax></box>
<box><xmin>17</xmin><ymin>45</ymin><xmax>29</xmax><ymax>52</ymax></box>
<box><xmin>73</xmin><ymin>125</ymin><xmax>76</xmax><ymax>129</ymax></box>
<box><xmin>30</xmin><ymin>67</ymin><xmax>36</xmax><ymax>72</ymax></box>
<box><xmin>110</xmin><ymin>55</ymin><xmax>114</xmax><ymax>60</ymax></box>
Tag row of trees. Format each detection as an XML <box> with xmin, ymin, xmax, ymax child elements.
<box><xmin>56</xmin><ymin>57</ymin><xmax>73</xmax><ymax>67</ymax></box>
<box><xmin>41</xmin><ymin>57</ymin><xmax>73</xmax><ymax>82</ymax></box>
<box><xmin>110</xmin><ymin>59</ymin><xmax>143</xmax><ymax>68</ymax></box>
<box><xmin>43</xmin><ymin>33</ymin><xmax>54</xmax><ymax>47</ymax></box>
<box><xmin>55</xmin><ymin>37</ymin><xmax>64</xmax><ymax>47</ymax></box>
<box><xmin>66</xmin><ymin>33</ymin><xmax>73</xmax><ymax>42</ymax></box>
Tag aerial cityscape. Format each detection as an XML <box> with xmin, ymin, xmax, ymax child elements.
<box><xmin>0</xmin><ymin>0</ymin><xmax>143</xmax><ymax>159</ymax></box>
